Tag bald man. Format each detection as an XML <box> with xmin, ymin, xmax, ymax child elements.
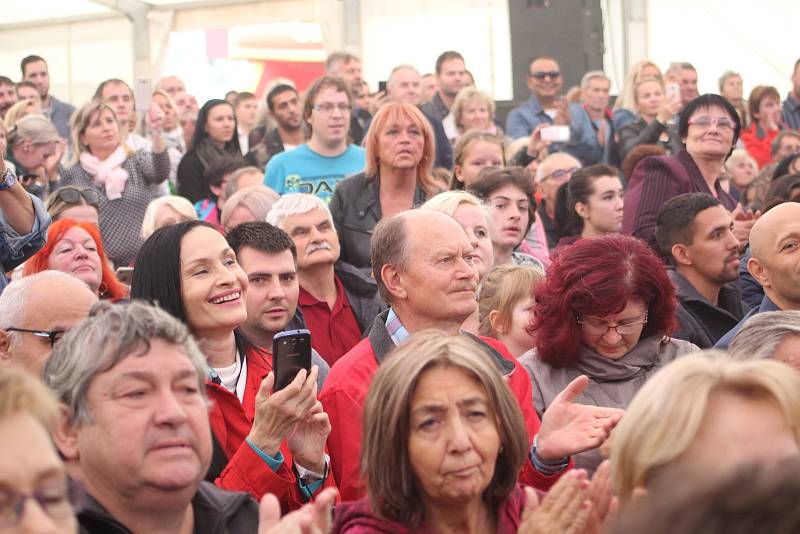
<box><xmin>715</xmin><ymin>202</ymin><xmax>800</xmax><ymax>348</ymax></box>
<box><xmin>0</xmin><ymin>271</ymin><xmax>97</xmax><ymax>375</ymax></box>
<box><xmin>320</xmin><ymin>209</ymin><xmax>622</xmax><ymax>500</ymax></box>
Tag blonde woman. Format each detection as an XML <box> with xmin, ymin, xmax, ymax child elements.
<box><xmin>3</xmin><ymin>98</ymin><xmax>42</xmax><ymax>130</ymax></box>
<box><xmin>612</xmin><ymin>60</ymin><xmax>663</xmax><ymax>130</ymax></box>
<box><xmin>61</xmin><ymin>101</ymin><xmax>168</xmax><ymax>266</ymax></box>
<box><xmin>449</xmin><ymin>86</ymin><xmax>503</xmax><ymax>144</ymax></box>
<box><xmin>140</xmin><ymin>194</ymin><xmax>197</xmax><ymax>239</ymax></box>
<box><xmin>478</xmin><ymin>264</ymin><xmax>543</xmax><ymax>358</ymax></box>
<box><xmin>220</xmin><ymin>185</ymin><xmax>279</xmax><ymax>233</ymax></box>
<box><xmin>611</xmin><ymin>352</ymin><xmax>800</xmax><ymax>500</ymax></box>
<box><xmin>724</xmin><ymin>148</ymin><xmax>758</xmax><ymax>200</ymax></box>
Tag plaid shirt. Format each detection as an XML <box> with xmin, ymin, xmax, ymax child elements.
<box><xmin>384</xmin><ymin>307</ymin><xmax>410</xmax><ymax>347</ymax></box>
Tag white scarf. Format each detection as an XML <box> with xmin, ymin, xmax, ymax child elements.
<box><xmin>79</xmin><ymin>146</ymin><xmax>129</xmax><ymax>200</ymax></box>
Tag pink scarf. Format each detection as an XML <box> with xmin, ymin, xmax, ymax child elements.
<box><xmin>79</xmin><ymin>146</ymin><xmax>129</xmax><ymax>200</ymax></box>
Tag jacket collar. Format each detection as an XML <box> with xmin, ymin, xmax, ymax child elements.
<box><xmin>356</xmin><ymin>173</ymin><xmax>429</xmax><ymax>222</ymax></box>
<box><xmin>367</xmin><ymin>309</ymin><xmax>515</xmax><ymax>375</ymax></box>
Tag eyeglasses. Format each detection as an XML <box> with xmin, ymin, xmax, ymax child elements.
<box><xmin>5</xmin><ymin>327</ymin><xmax>65</xmax><ymax>347</ymax></box>
<box><xmin>529</xmin><ymin>71</ymin><xmax>561</xmax><ymax>80</ymax></box>
<box><xmin>540</xmin><ymin>167</ymin><xmax>579</xmax><ymax>182</ymax></box>
<box><xmin>311</xmin><ymin>103</ymin><xmax>352</xmax><ymax>114</ymax></box>
<box><xmin>576</xmin><ymin>313</ymin><xmax>648</xmax><ymax>336</ymax></box>
<box><xmin>688</xmin><ymin>116</ymin><xmax>736</xmax><ymax>131</ymax></box>
<box><xmin>54</xmin><ymin>188</ymin><xmax>101</xmax><ymax>207</ymax></box>
<box><xmin>0</xmin><ymin>480</ymin><xmax>78</xmax><ymax>528</ymax></box>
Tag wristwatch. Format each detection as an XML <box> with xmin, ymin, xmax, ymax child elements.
<box><xmin>0</xmin><ymin>167</ymin><xmax>16</xmax><ymax>192</ymax></box>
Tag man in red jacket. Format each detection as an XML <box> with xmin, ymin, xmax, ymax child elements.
<box><xmin>320</xmin><ymin>210</ymin><xmax>623</xmax><ymax>501</ymax></box>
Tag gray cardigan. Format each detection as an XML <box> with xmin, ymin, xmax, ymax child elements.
<box><xmin>61</xmin><ymin>149</ymin><xmax>170</xmax><ymax>266</ymax></box>
<box><xmin>519</xmin><ymin>336</ymin><xmax>697</xmax><ymax>473</ymax></box>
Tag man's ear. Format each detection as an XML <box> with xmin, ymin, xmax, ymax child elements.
<box><xmin>52</xmin><ymin>404</ymin><xmax>80</xmax><ymax>462</ymax></box>
<box><xmin>0</xmin><ymin>330</ymin><xmax>11</xmax><ymax>363</ymax></box>
<box><xmin>380</xmin><ymin>263</ymin><xmax>408</xmax><ymax>302</ymax></box>
<box><xmin>748</xmin><ymin>257</ymin><xmax>769</xmax><ymax>288</ymax></box>
<box><xmin>671</xmin><ymin>243</ymin><xmax>693</xmax><ymax>267</ymax></box>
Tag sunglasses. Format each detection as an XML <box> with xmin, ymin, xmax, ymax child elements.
<box><xmin>54</xmin><ymin>188</ymin><xmax>101</xmax><ymax>207</ymax></box>
<box><xmin>529</xmin><ymin>71</ymin><xmax>561</xmax><ymax>80</ymax></box>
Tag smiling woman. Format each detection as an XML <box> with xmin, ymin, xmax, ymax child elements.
<box><xmin>131</xmin><ymin>219</ymin><xmax>336</xmax><ymax>509</ymax></box>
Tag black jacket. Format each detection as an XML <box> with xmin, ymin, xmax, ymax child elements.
<box><xmin>176</xmin><ymin>150</ymin><xmax>208</xmax><ymax>203</ymax></box>
<box><xmin>246</xmin><ymin>127</ymin><xmax>286</xmax><ymax>170</ymax></box>
<box><xmin>330</xmin><ymin>171</ymin><xmax>429</xmax><ymax>271</ymax></box>
<box><xmin>669</xmin><ymin>269</ymin><xmax>751</xmax><ymax>349</ymax></box>
<box><xmin>617</xmin><ymin>117</ymin><xmax>682</xmax><ymax>164</ymax></box>
<box><xmin>78</xmin><ymin>482</ymin><xmax>259</xmax><ymax>534</ymax></box>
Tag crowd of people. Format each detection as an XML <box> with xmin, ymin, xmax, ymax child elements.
<box><xmin>2</xmin><ymin>45</ymin><xmax>800</xmax><ymax>533</ymax></box>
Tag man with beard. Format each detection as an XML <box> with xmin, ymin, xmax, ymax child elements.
<box><xmin>656</xmin><ymin>193</ymin><xmax>750</xmax><ymax>348</ymax></box>
<box><xmin>246</xmin><ymin>84</ymin><xmax>305</xmax><ymax>169</ymax></box>
<box><xmin>717</xmin><ymin>201</ymin><xmax>800</xmax><ymax>348</ymax></box>
<box><xmin>420</xmin><ymin>50</ymin><xmax>469</xmax><ymax>122</ymax></box>
<box><xmin>266</xmin><ymin>194</ymin><xmax>384</xmax><ymax>366</ymax></box>
<box><xmin>0</xmin><ymin>76</ymin><xmax>17</xmax><ymax>119</ymax></box>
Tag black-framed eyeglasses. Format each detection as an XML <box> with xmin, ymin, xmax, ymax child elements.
<box><xmin>0</xmin><ymin>478</ymin><xmax>80</xmax><ymax>528</ymax></box>
<box><xmin>5</xmin><ymin>327</ymin><xmax>65</xmax><ymax>347</ymax></box>
<box><xmin>529</xmin><ymin>71</ymin><xmax>561</xmax><ymax>80</ymax></box>
<box><xmin>576</xmin><ymin>313</ymin><xmax>648</xmax><ymax>336</ymax></box>
<box><xmin>53</xmin><ymin>187</ymin><xmax>101</xmax><ymax>207</ymax></box>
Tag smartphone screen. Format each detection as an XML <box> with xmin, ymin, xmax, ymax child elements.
<box><xmin>272</xmin><ymin>329</ymin><xmax>312</xmax><ymax>391</ymax></box>
<box><xmin>378</xmin><ymin>80</ymin><xmax>387</xmax><ymax>93</ymax></box>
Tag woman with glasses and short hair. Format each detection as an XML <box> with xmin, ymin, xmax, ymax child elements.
<box><xmin>46</xmin><ymin>186</ymin><xmax>101</xmax><ymax>224</ymax></box>
<box><xmin>519</xmin><ymin>234</ymin><xmax>696</xmax><ymax>473</ymax></box>
<box><xmin>622</xmin><ymin>94</ymin><xmax>742</xmax><ymax>248</ymax></box>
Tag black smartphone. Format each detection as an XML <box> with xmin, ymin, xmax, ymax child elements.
<box><xmin>272</xmin><ymin>329</ymin><xmax>312</xmax><ymax>391</ymax></box>
<box><xmin>378</xmin><ymin>80</ymin><xmax>387</xmax><ymax>93</ymax></box>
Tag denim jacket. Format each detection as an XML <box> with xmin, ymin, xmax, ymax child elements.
<box><xmin>0</xmin><ymin>191</ymin><xmax>50</xmax><ymax>293</ymax></box>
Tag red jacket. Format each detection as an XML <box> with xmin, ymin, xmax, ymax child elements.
<box><xmin>319</xmin><ymin>312</ymin><xmax>568</xmax><ymax>502</ymax></box>
<box><xmin>741</xmin><ymin>123</ymin><xmax>780</xmax><ymax>169</ymax></box>
<box><xmin>207</xmin><ymin>342</ymin><xmax>336</xmax><ymax>511</ymax></box>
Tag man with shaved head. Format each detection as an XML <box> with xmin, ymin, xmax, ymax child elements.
<box><xmin>320</xmin><ymin>209</ymin><xmax>623</xmax><ymax>501</ymax></box>
<box><xmin>716</xmin><ymin>202</ymin><xmax>800</xmax><ymax>348</ymax></box>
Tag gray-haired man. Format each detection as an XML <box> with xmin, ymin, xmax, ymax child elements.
<box><xmin>44</xmin><ymin>301</ymin><xmax>259</xmax><ymax>533</ymax></box>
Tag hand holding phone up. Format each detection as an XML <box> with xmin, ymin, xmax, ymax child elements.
<box><xmin>246</xmin><ymin>365</ymin><xmax>320</xmax><ymax>458</ymax></box>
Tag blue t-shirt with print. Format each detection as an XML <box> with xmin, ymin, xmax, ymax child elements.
<box><xmin>264</xmin><ymin>144</ymin><xmax>366</xmax><ymax>202</ymax></box>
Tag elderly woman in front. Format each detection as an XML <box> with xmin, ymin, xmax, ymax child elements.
<box><xmin>611</xmin><ymin>352</ymin><xmax>800</xmax><ymax>500</ymax></box>
<box><xmin>622</xmin><ymin>94</ymin><xmax>742</xmax><ymax>248</ymax></box>
<box><xmin>520</xmin><ymin>234</ymin><xmax>696</xmax><ymax>473</ymax></box>
<box><xmin>61</xmin><ymin>101</ymin><xmax>169</xmax><ymax>266</ymax></box>
<box><xmin>333</xmin><ymin>331</ymin><xmax>596</xmax><ymax>534</ymax></box>
<box><xmin>330</xmin><ymin>101</ymin><xmax>439</xmax><ymax>270</ymax></box>
<box><xmin>448</xmin><ymin>87</ymin><xmax>503</xmax><ymax>145</ymax></box>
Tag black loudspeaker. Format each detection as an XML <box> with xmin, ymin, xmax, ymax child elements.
<box><xmin>496</xmin><ymin>0</ymin><xmax>604</xmax><ymax>124</ymax></box>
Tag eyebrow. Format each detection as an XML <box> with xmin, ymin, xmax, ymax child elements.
<box><xmin>248</xmin><ymin>270</ymin><xmax>295</xmax><ymax>279</ymax></box>
<box><xmin>114</xmin><ymin>368</ymin><xmax>197</xmax><ymax>384</ymax></box>
<box><xmin>411</xmin><ymin>396</ymin><xmax>488</xmax><ymax>416</ymax></box>
<box><xmin>183</xmin><ymin>247</ymin><xmax>234</xmax><ymax>267</ymax></box>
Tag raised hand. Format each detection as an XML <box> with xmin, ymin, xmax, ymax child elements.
<box><xmin>247</xmin><ymin>366</ymin><xmax>320</xmax><ymax>458</ymax></box>
<box><xmin>553</xmin><ymin>97</ymin><xmax>572</xmax><ymax>126</ymax></box>
<box><xmin>258</xmin><ymin>487</ymin><xmax>338</xmax><ymax>534</ymax></box>
<box><xmin>288</xmin><ymin>400</ymin><xmax>331</xmax><ymax>474</ymax></box>
<box><xmin>536</xmin><ymin>376</ymin><xmax>624</xmax><ymax>462</ymax></box>
<box><xmin>517</xmin><ymin>469</ymin><xmax>592</xmax><ymax>534</ymax></box>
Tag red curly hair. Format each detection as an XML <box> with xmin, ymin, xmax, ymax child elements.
<box><xmin>23</xmin><ymin>218</ymin><xmax>128</xmax><ymax>300</ymax></box>
<box><xmin>531</xmin><ymin>234</ymin><xmax>677</xmax><ymax>367</ymax></box>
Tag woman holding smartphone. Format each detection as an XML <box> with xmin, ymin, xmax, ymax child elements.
<box><xmin>131</xmin><ymin>220</ymin><xmax>335</xmax><ymax>512</ymax></box>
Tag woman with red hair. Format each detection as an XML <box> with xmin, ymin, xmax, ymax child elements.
<box><xmin>519</xmin><ymin>234</ymin><xmax>696</xmax><ymax>473</ymax></box>
<box><xmin>23</xmin><ymin>219</ymin><xmax>128</xmax><ymax>300</ymax></box>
